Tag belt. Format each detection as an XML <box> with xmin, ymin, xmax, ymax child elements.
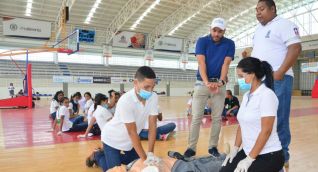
<box><xmin>197</xmin><ymin>78</ymin><xmax>219</xmax><ymax>82</ymax></box>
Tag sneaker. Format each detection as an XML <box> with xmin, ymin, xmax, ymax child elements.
<box><xmin>160</xmin><ymin>134</ymin><xmax>168</xmax><ymax>141</ymax></box>
<box><xmin>183</xmin><ymin>148</ymin><xmax>196</xmax><ymax>158</ymax></box>
<box><xmin>208</xmin><ymin>147</ymin><xmax>220</xmax><ymax>157</ymax></box>
<box><xmin>85</xmin><ymin>152</ymin><xmax>96</xmax><ymax>167</ymax></box>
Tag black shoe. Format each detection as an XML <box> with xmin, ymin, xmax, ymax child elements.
<box><xmin>86</xmin><ymin>152</ymin><xmax>96</xmax><ymax>167</ymax></box>
<box><xmin>208</xmin><ymin>147</ymin><xmax>220</xmax><ymax>157</ymax></box>
<box><xmin>168</xmin><ymin>151</ymin><xmax>186</xmax><ymax>161</ymax></box>
<box><xmin>184</xmin><ymin>148</ymin><xmax>196</xmax><ymax>158</ymax></box>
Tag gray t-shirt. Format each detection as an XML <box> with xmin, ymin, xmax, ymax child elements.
<box><xmin>172</xmin><ymin>154</ymin><xmax>226</xmax><ymax>172</ymax></box>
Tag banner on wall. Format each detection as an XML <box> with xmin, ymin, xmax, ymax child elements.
<box><xmin>93</xmin><ymin>77</ymin><xmax>111</xmax><ymax>84</ymax></box>
<box><xmin>111</xmin><ymin>77</ymin><xmax>134</xmax><ymax>84</ymax></box>
<box><xmin>53</xmin><ymin>76</ymin><xmax>73</xmax><ymax>83</ymax></box>
<box><xmin>3</xmin><ymin>17</ymin><xmax>51</xmax><ymax>38</ymax></box>
<box><xmin>73</xmin><ymin>76</ymin><xmax>93</xmax><ymax>84</ymax></box>
<box><xmin>112</xmin><ymin>31</ymin><xmax>145</xmax><ymax>49</ymax></box>
<box><xmin>154</xmin><ymin>37</ymin><xmax>183</xmax><ymax>51</ymax></box>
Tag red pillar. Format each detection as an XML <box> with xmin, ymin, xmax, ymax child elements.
<box><xmin>27</xmin><ymin>64</ymin><xmax>33</xmax><ymax>108</ymax></box>
<box><xmin>312</xmin><ymin>77</ymin><xmax>318</xmax><ymax>98</ymax></box>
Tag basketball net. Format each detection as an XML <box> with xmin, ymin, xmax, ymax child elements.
<box><xmin>103</xmin><ymin>45</ymin><xmax>112</xmax><ymax>66</ymax></box>
<box><xmin>144</xmin><ymin>49</ymin><xmax>154</xmax><ymax>66</ymax></box>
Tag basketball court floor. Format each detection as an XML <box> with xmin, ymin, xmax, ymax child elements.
<box><xmin>0</xmin><ymin>96</ymin><xmax>317</xmax><ymax>172</ymax></box>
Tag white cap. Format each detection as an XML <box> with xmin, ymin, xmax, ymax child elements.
<box><xmin>210</xmin><ymin>18</ymin><xmax>226</xmax><ymax>30</ymax></box>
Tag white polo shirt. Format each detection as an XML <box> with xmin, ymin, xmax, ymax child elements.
<box><xmin>50</xmin><ymin>100</ymin><xmax>60</xmax><ymax>114</ymax></box>
<box><xmin>84</xmin><ymin>99</ymin><xmax>94</xmax><ymax>114</ymax></box>
<box><xmin>58</xmin><ymin>106</ymin><xmax>73</xmax><ymax>132</ymax></box>
<box><xmin>87</xmin><ymin>104</ymin><xmax>95</xmax><ymax>126</ymax></box>
<box><xmin>101</xmin><ymin>88</ymin><xmax>158</xmax><ymax>151</ymax></box>
<box><xmin>237</xmin><ymin>84</ymin><xmax>281</xmax><ymax>155</ymax></box>
<box><xmin>251</xmin><ymin>16</ymin><xmax>301</xmax><ymax>76</ymax></box>
<box><xmin>93</xmin><ymin>105</ymin><xmax>113</xmax><ymax>129</ymax></box>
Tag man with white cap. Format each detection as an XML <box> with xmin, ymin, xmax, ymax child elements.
<box><xmin>184</xmin><ymin>17</ymin><xmax>235</xmax><ymax>158</ymax></box>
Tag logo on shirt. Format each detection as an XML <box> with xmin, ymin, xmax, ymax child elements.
<box><xmin>294</xmin><ymin>28</ymin><xmax>299</xmax><ymax>36</ymax></box>
<box><xmin>265</xmin><ymin>30</ymin><xmax>271</xmax><ymax>38</ymax></box>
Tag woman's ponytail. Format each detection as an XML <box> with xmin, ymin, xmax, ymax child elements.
<box><xmin>261</xmin><ymin>61</ymin><xmax>274</xmax><ymax>90</ymax></box>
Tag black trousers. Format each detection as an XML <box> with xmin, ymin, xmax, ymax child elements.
<box><xmin>220</xmin><ymin>149</ymin><xmax>284</xmax><ymax>172</ymax></box>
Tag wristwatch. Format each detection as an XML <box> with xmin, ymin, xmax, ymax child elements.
<box><xmin>219</xmin><ymin>80</ymin><xmax>225</xmax><ymax>85</ymax></box>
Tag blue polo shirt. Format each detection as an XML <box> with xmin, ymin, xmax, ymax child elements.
<box><xmin>195</xmin><ymin>35</ymin><xmax>235</xmax><ymax>80</ymax></box>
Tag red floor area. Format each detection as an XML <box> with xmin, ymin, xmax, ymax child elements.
<box><xmin>0</xmin><ymin>105</ymin><xmax>317</xmax><ymax>149</ymax></box>
<box><xmin>0</xmin><ymin>105</ymin><xmax>99</xmax><ymax>149</ymax></box>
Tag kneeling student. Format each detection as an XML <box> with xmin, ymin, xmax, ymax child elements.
<box><xmin>101</xmin><ymin>66</ymin><xmax>160</xmax><ymax>171</ymax></box>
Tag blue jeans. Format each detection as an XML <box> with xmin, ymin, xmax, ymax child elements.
<box><xmin>103</xmin><ymin>143</ymin><xmax>139</xmax><ymax>171</ymax></box>
<box><xmin>139</xmin><ymin>122</ymin><xmax>176</xmax><ymax>140</ymax></box>
<box><xmin>222</xmin><ymin>108</ymin><xmax>239</xmax><ymax>117</ymax></box>
<box><xmin>274</xmin><ymin>75</ymin><xmax>293</xmax><ymax>162</ymax></box>
<box><xmin>69</xmin><ymin>116</ymin><xmax>88</xmax><ymax>132</ymax></box>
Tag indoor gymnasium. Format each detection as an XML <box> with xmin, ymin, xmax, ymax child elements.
<box><xmin>0</xmin><ymin>0</ymin><xmax>318</xmax><ymax>172</ymax></box>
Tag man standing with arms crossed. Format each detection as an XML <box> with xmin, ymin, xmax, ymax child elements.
<box><xmin>251</xmin><ymin>0</ymin><xmax>302</xmax><ymax>169</ymax></box>
<box><xmin>184</xmin><ymin>18</ymin><xmax>235</xmax><ymax>158</ymax></box>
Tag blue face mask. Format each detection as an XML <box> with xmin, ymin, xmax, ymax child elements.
<box><xmin>138</xmin><ymin>89</ymin><xmax>152</xmax><ymax>100</ymax></box>
<box><xmin>102</xmin><ymin>104</ymin><xmax>109</xmax><ymax>109</ymax></box>
<box><xmin>238</xmin><ymin>78</ymin><xmax>251</xmax><ymax>90</ymax></box>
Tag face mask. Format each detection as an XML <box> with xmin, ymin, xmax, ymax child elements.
<box><xmin>138</xmin><ymin>89</ymin><xmax>152</xmax><ymax>100</ymax></box>
<box><xmin>102</xmin><ymin>104</ymin><xmax>109</xmax><ymax>109</ymax></box>
<box><xmin>141</xmin><ymin>165</ymin><xmax>159</xmax><ymax>172</ymax></box>
<box><xmin>238</xmin><ymin>78</ymin><xmax>251</xmax><ymax>90</ymax></box>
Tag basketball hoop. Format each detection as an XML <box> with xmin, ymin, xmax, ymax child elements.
<box><xmin>180</xmin><ymin>52</ymin><xmax>188</xmax><ymax>68</ymax></box>
<box><xmin>181</xmin><ymin>60</ymin><xmax>188</xmax><ymax>64</ymax></box>
<box><xmin>145</xmin><ymin>56</ymin><xmax>154</xmax><ymax>61</ymax></box>
<box><xmin>144</xmin><ymin>50</ymin><xmax>154</xmax><ymax>66</ymax></box>
<box><xmin>57</xmin><ymin>48</ymin><xmax>74</xmax><ymax>54</ymax></box>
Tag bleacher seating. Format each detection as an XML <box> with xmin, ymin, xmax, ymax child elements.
<box><xmin>0</xmin><ymin>59</ymin><xmax>196</xmax><ymax>81</ymax></box>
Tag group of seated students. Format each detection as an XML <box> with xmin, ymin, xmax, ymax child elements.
<box><xmin>49</xmin><ymin>90</ymin><xmax>120</xmax><ymax>135</ymax></box>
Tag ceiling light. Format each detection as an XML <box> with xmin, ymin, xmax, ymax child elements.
<box><xmin>84</xmin><ymin>0</ymin><xmax>102</xmax><ymax>24</ymax></box>
<box><xmin>168</xmin><ymin>0</ymin><xmax>213</xmax><ymax>36</ymax></box>
<box><xmin>130</xmin><ymin>0</ymin><xmax>160</xmax><ymax>29</ymax></box>
<box><xmin>25</xmin><ymin>0</ymin><xmax>33</xmax><ymax>16</ymax></box>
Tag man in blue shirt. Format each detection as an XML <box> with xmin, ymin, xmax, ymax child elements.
<box><xmin>184</xmin><ymin>17</ymin><xmax>235</xmax><ymax>158</ymax></box>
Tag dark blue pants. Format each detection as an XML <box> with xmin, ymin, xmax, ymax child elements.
<box><xmin>139</xmin><ymin>122</ymin><xmax>176</xmax><ymax>140</ymax></box>
<box><xmin>69</xmin><ymin>116</ymin><xmax>88</xmax><ymax>132</ymax></box>
<box><xmin>103</xmin><ymin>143</ymin><xmax>139</xmax><ymax>171</ymax></box>
<box><xmin>222</xmin><ymin>108</ymin><xmax>239</xmax><ymax>117</ymax></box>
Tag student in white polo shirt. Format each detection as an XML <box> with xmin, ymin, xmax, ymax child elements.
<box><xmin>78</xmin><ymin>93</ymin><xmax>112</xmax><ymax>138</ymax></box>
<box><xmin>220</xmin><ymin>57</ymin><xmax>284</xmax><ymax>172</ymax></box>
<box><xmin>251</xmin><ymin>0</ymin><xmax>302</xmax><ymax>167</ymax></box>
<box><xmin>101</xmin><ymin>66</ymin><xmax>159</xmax><ymax>171</ymax></box>
<box><xmin>83</xmin><ymin>92</ymin><xmax>94</xmax><ymax>117</ymax></box>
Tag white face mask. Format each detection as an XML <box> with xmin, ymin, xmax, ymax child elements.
<box><xmin>141</xmin><ymin>165</ymin><xmax>159</xmax><ymax>172</ymax></box>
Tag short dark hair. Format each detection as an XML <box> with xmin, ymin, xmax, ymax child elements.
<box><xmin>226</xmin><ymin>90</ymin><xmax>232</xmax><ymax>96</ymax></box>
<box><xmin>84</xmin><ymin>92</ymin><xmax>92</xmax><ymax>98</ymax></box>
<box><xmin>108</xmin><ymin>89</ymin><xmax>115</xmax><ymax>97</ymax></box>
<box><xmin>258</xmin><ymin>0</ymin><xmax>276</xmax><ymax>13</ymax></box>
<box><xmin>61</xmin><ymin>97</ymin><xmax>69</xmax><ymax>103</ymax></box>
<box><xmin>135</xmin><ymin>66</ymin><xmax>156</xmax><ymax>81</ymax></box>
